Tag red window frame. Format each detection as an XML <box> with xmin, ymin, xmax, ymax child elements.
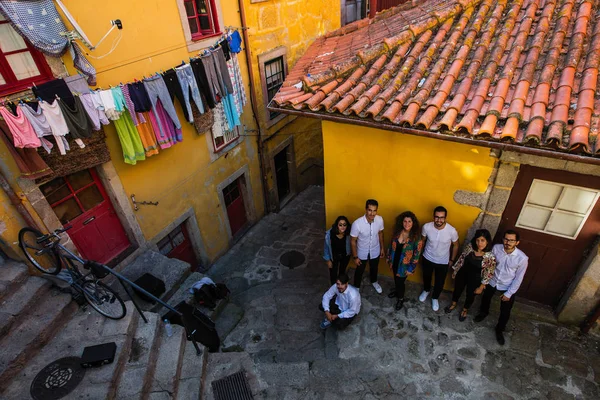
<box><xmin>184</xmin><ymin>0</ymin><xmax>221</xmax><ymax>41</ymax></box>
<box><xmin>0</xmin><ymin>20</ymin><xmax>53</xmax><ymax>96</ymax></box>
<box><xmin>212</xmin><ymin>126</ymin><xmax>240</xmax><ymax>152</ymax></box>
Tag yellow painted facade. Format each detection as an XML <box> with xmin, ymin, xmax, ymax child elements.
<box><xmin>0</xmin><ymin>0</ymin><xmax>340</xmax><ymax>264</ymax></box>
<box><xmin>322</xmin><ymin>121</ymin><xmax>496</xmax><ymax>287</ymax></box>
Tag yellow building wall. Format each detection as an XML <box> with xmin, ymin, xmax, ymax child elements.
<box><xmin>322</xmin><ymin>121</ymin><xmax>496</xmax><ymax>288</ymax></box>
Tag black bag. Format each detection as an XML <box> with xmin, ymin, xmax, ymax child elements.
<box><xmin>192</xmin><ymin>284</ymin><xmax>218</xmax><ymax>309</ymax></box>
<box><xmin>215</xmin><ymin>283</ymin><xmax>230</xmax><ymax>300</ymax></box>
<box><xmin>164</xmin><ymin>301</ymin><xmax>220</xmax><ymax>352</ymax></box>
<box><xmin>133</xmin><ymin>273</ymin><xmax>166</xmax><ymax>303</ymax></box>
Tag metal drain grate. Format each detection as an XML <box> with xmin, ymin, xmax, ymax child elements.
<box><xmin>212</xmin><ymin>369</ymin><xmax>253</xmax><ymax>400</ymax></box>
<box><xmin>279</xmin><ymin>250</ymin><xmax>305</xmax><ymax>269</ymax></box>
<box><xmin>30</xmin><ymin>357</ymin><xmax>86</xmax><ymax>400</ymax></box>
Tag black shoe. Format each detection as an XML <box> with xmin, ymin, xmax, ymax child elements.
<box><xmin>388</xmin><ymin>291</ymin><xmax>397</xmax><ymax>299</ymax></box>
<box><xmin>474</xmin><ymin>313</ymin><xmax>488</xmax><ymax>323</ymax></box>
<box><xmin>495</xmin><ymin>330</ymin><xmax>505</xmax><ymax>345</ymax></box>
<box><xmin>459</xmin><ymin>309</ymin><xmax>468</xmax><ymax>322</ymax></box>
<box><xmin>444</xmin><ymin>304</ymin><xmax>457</xmax><ymax>314</ymax></box>
<box><xmin>395</xmin><ymin>299</ymin><xmax>404</xmax><ymax>311</ymax></box>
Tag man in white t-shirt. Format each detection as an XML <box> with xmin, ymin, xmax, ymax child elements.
<box><xmin>420</xmin><ymin>206</ymin><xmax>459</xmax><ymax>311</ymax></box>
<box><xmin>350</xmin><ymin>199</ymin><xmax>385</xmax><ymax>293</ymax></box>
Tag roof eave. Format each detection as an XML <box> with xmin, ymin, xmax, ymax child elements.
<box><xmin>268</xmin><ymin>104</ymin><xmax>600</xmax><ymax>166</ymax></box>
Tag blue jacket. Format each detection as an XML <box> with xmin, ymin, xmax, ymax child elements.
<box><xmin>323</xmin><ymin>228</ymin><xmax>351</xmax><ymax>261</ymax></box>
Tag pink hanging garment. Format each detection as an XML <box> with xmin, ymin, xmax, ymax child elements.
<box><xmin>0</xmin><ymin>106</ymin><xmax>41</xmax><ymax>148</ymax></box>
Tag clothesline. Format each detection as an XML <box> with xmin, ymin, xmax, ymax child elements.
<box><xmin>0</xmin><ymin>29</ymin><xmax>248</xmax><ymax>178</ymax></box>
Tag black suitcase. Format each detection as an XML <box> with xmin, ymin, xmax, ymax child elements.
<box><xmin>80</xmin><ymin>342</ymin><xmax>117</xmax><ymax>368</ymax></box>
<box><xmin>133</xmin><ymin>273</ymin><xmax>166</xmax><ymax>303</ymax></box>
<box><xmin>164</xmin><ymin>301</ymin><xmax>220</xmax><ymax>352</ymax></box>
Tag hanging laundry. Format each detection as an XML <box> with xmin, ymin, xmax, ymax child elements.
<box><xmin>65</xmin><ymin>75</ymin><xmax>91</xmax><ymax>95</ymax></box>
<box><xmin>79</xmin><ymin>94</ymin><xmax>107</xmax><ymax>131</ymax></box>
<box><xmin>32</xmin><ymin>78</ymin><xmax>75</xmax><ymax>107</ymax></box>
<box><xmin>112</xmin><ymin>112</ymin><xmax>145</xmax><ymax>165</ymax></box>
<box><xmin>219</xmin><ymin>38</ymin><xmax>231</xmax><ymax>61</ymax></box>
<box><xmin>192</xmin><ymin>103</ymin><xmax>214</xmax><ymax>135</ymax></box>
<box><xmin>212</xmin><ymin>103</ymin><xmax>228</xmax><ymax>139</ymax></box>
<box><xmin>0</xmin><ymin>106</ymin><xmax>41</xmax><ymax>149</ymax></box>
<box><xmin>128</xmin><ymin>82</ymin><xmax>153</xmax><ymax>113</ymax></box>
<box><xmin>39</xmin><ymin>100</ymin><xmax>72</xmax><ymax>155</ymax></box>
<box><xmin>98</xmin><ymin>89</ymin><xmax>121</xmax><ymax>121</ymax></box>
<box><xmin>227</xmin><ymin>53</ymin><xmax>247</xmax><ymax>117</ymax></box>
<box><xmin>0</xmin><ymin>120</ymin><xmax>52</xmax><ymax>180</ymax></box>
<box><xmin>57</xmin><ymin>97</ymin><xmax>94</xmax><ymax>139</ymax></box>
<box><xmin>137</xmin><ymin>112</ymin><xmax>159</xmax><ymax>157</ymax></box>
<box><xmin>143</xmin><ymin>75</ymin><xmax>182</xmax><ymax>137</ymax></box>
<box><xmin>121</xmin><ymin>85</ymin><xmax>146</xmax><ymax>126</ymax></box>
<box><xmin>89</xmin><ymin>92</ymin><xmax>111</xmax><ymax>126</ymax></box>
<box><xmin>147</xmin><ymin>110</ymin><xmax>172</xmax><ymax>150</ymax></box>
<box><xmin>111</xmin><ymin>87</ymin><xmax>126</xmax><ymax>113</ymax></box>
<box><xmin>228</xmin><ymin>30</ymin><xmax>243</xmax><ymax>53</ymax></box>
<box><xmin>175</xmin><ymin>63</ymin><xmax>205</xmax><ymax>123</ymax></box>
<box><xmin>198</xmin><ymin>53</ymin><xmax>222</xmax><ymax>106</ymax></box>
<box><xmin>162</xmin><ymin>69</ymin><xmax>190</xmax><ymax>122</ymax></box>
<box><xmin>19</xmin><ymin>103</ymin><xmax>64</xmax><ymax>153</ymax></box>
<box><xmin>155</xmin><ymin>99</ymin><xmax>182</xmax><ymax>144</ymax></box>
<box><xmin>211</xmin><ymin>47</ymin><xmax>240</xmax><ymax>130</ymax></box>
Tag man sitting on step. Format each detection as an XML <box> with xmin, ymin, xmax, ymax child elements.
<box><xmin>319</xmin><ymin>273</ymin><xmax>361</xmax><ymax>330</ymax></box>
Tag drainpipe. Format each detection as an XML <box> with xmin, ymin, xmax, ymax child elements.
<box><xmin>237</xmin><ymin>0</ymin><xmax>270</xmax><ymax>215</ymax></box>
<box><xmin>0</xmin><ymin>171</ymin><xmax>39</xmax><ymax>230</ymax></box>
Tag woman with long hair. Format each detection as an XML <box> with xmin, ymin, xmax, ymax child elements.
<box><xmin>323</xmin><ymin>216</ymin><xmax>352</xmax><ymax>285</ymax></box>
<box><xmin>386</xmin><ymin>211</ymin><xmax>424</xmax><ymax>310</ymax></box>
<box><xmin>445</xmin><ymin>229</ymin><xmax>496</xmax><ymax>321</ymax></box>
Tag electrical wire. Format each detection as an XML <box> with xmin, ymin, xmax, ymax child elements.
<box><xmin>78</xmin><ymin>30</ymin><xmax>124</xmax><ymax>60</ymax></box>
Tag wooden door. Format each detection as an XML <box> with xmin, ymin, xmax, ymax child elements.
<box><xmin>40</xmin><ymin>169</ymin><xmax>131</xmax><ymax>264</ymax></box>
<box><xmin>495</xmin><ymin>165</ymin><xmax>600</xmax><ymax>307</ymax></box>
<box><xmin>157</xmin><ymin>223</ymin><xmax>200</xmax><ymax>270</ymax></box>
<box><xmin>274</xmin><ymin>147</ymin><xmax>290</xmax><ymax>203</ymax></box>
<box><xmin>223</xmin><ymin>178</ymin><xmax>247</xmax><ymax>236</ymax></box>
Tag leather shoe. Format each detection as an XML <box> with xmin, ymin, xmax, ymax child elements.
<box><xmin>474</xmin><ymin>314</ymin><xmax>488</xmax><ymax>323</ymax></box>
<box><xmin>395</xmin><ymin>299</ymin><xmax>404</xmax><ymax>311</ymax></box>
<box><xmin>495</xmin><ymin>330</ymin><xmax>505</xmax><ymax>345</ymax></box>
<box><xmin>388</xmin><ymin>291</ymin><xmax>397</xmax><ymax>299</ymax></box>
<box><xmin>459</xmin><ymin>309</ymin><xmax>467</xmax><ymax>322</ymax></box>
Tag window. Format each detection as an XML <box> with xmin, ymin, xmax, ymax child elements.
<box><xmin>184</xmin><ymin>0</ymin><xmax>220</xmax><ymax>40</ymax></box>
<box><xmin>211</xmin><ymin>125</ymin><xmax>240</xmax><ymax>152</ymax></box>
<box><xmin>157</xmin><ymin>224</ymin><xmax>186</xmax><ymax>256</ymax></box>
<box><xmin>0</xmin><ymin>15</ymin><xmax>53</xmax><ymax>95</ymax></box>
<box><xmin>515</xmin><ymin>179</ymin><xmax>600</xmax><ymax>239</ymax></box>
<box><xmin>265</xmin><ymin>57</ymin><xmax>285</xmax><ymax>119</ymax></box>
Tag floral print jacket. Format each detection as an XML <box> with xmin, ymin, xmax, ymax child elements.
<box><xmin>386</xmin><ymin>235</ymin><xmax>424</xmax><ymax>278</ymax></box>
<box><xmin>451</xmin><ymin>243</ymin><xmax>497</xmax><ymax>284</ymax></box>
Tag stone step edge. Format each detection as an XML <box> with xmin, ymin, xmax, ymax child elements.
<box><xmin>0</xmin><ymin>263</ymin><xmax>29</xmax><ymax>303</ymax></box>
<box><xmin>106</xmin><ymin>307</ymin><xmax>142</xmax><ymax>400</ymax></box>
<box><xmin>147</xmin><ymin>326</ymin><xmax>187</xmax><ymax>399</ymax></box>
<box><xmin>149</xmin><ymin>269</ymin><xmax>192</xmax><ymax>314</ymax></box>
<box><xmin>0</xmin><ymin>278</ymin><xmax>51</xmax><ymax>338</ymax></box>
<box><xmin>0</xmin><ymin>299</ymin><xmax>78</xmax><ymax>393</ymax></box>
<box><xmin>140</xmin><ymin>317</ymin><xmax>167</xmax><ymax>400</ymax></box>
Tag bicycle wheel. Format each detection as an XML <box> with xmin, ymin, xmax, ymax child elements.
<box><xmin>18</xmin><ymin>227</ymin><xmax>62</xmax><ymax>275</ymax></box>
<box><xmin>82</xmin><ymin>281</ymin><xmax>126</xmax><ymax>320</ymax></box>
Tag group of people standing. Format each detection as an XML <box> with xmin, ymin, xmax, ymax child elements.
<box><xmin>321</xmin><ymin>199</ymin><xmax>529</xmax><ymax>345</ymax></box>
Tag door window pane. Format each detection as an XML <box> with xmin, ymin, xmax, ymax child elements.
<box><xmin>0</xmin><ymin>24</ymin><xmax>27</xmax><ymax>52</ymax></box>
<box><xmin>527</xmin><ymin>181</ymin><xmax>562</xmax><ymax>208</ymax></box>
<box><xmin>40</xmin><ymin>177</ymin><xmax>72</xmax><ymax>205</ymax></box>
<box><xmin>546</xmin><ymin>213</ymin><xmax>584</xmax><ymax>237</ymax></box>
<box><xmin>517</xmin><ymin>206</ymin><xmax>551</xmax><ymax>230</ymax></box>
<box><xmin>77</xmin><ymin>185</ymin><xmax>104</xmax><ymax>211</ymax></box>
<box><xmin>6</xmin><ymin>52</ymin><xmax>40</xmax><ymax>80</ymax></box>
<box><xmin>52</xmin><ymin>198</ymin><xmax>83</xmax><ymax>224</ymax></box>
<box><xmin>557</xmin><ymin>187</ymin><xmax>596</xmax><ymax>214</ymax></box>
<box><xmin>68</xmin><ymin>169</ymin><xmax>94</xmax><ymax>191</ymax></box>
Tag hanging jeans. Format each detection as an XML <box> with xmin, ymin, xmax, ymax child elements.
<box><xmin>143</xmin><ymin>75</ymin><xmax>182</xmax><ymax>139</ymax></box>
<box><xmin>175</xmin><ymin>64</ymin><xmax>205</xmax><ymax>123</ymax></box>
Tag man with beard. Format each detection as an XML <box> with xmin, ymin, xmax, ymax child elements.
<box><xmin>319</xmin><ymin>273</ymin><xmax>361</xmax><ymax>330</ymax></box>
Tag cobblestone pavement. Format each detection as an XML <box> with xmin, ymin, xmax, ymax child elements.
<box><xmin>206</xmin><ymin>186</ymin><xmax>600</xmax><ymax>400</ymax></box>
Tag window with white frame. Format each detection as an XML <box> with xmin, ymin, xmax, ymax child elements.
<box><xmin>211</xmin><ymin>124</ymin><xmax>240</xmax><ymax>153</ymax></box>
<box><xmin>515</xmin><ymin>179</ymin><xmax>600</xmax><ymax>239</ymax></box>
<box><xmin>258</xmin><ymin>47</ymin><xmax>288</xmax><ymax>125</ymax></box>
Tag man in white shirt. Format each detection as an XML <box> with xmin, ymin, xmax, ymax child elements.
<box><xmin>319</xmin><ymin>273</ymin><xmax>361</xmax><ymax>330</ymax></box>
<box><xmin>420</xmin><ymin>206</ymin><xmax>459</xmax><ymax>311</ymax></box>
<box><xmin>474</xmin><ymin>229</ymin><xmax>528</xmax><ymax>345</ymax></box>
<box><xmin>350</xmin><ymin>199</ymin><xmax>385</xmax><ymax>293</ymax></box>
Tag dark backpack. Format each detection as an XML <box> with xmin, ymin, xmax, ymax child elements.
<box><xmin>192</xmin><ymin>284</ymin><xmax>218</xmax><ymax>309</ymax></box>
<box><xmin>164</xmin><ymin>301</ymin><xmax>220</xmax><ymax>352</ymax></box>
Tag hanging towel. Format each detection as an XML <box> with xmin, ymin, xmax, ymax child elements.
<box><xmin>113</xmin><ymin>112</ymin><xmax>145</xmax><ymax>165</ymax></box>
<box><xmin>0</xmin><ymin>120</ymin><xmax>52</xmax><ymax>180</ymax></box>
<box><xmin>0</xmin><ymin>0</ymin><xmax>96</xmax><ymax>84</ymax></box>
<box><xmin>0</xmin><ymin>107</ymin><xmax>41</xmax><ymax>148</ymax></box>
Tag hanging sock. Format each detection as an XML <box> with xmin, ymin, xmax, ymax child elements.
<box><xmin>113</xmin><ymin>112</ymin><xmax>145</xmax><ymax>165</ymax></box>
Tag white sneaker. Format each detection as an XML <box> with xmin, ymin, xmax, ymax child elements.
<box><xmin>372</xmin><ymin>282</ymin><xmax>383</xmax><ymax>294</ymax></box>
<box><xmin>419</xmin><ymin>291</ymin><xmax>430</xmax><ymax>302</ymax></box>
<box><xmin>432</xmin><ymin>299</ymin><xmax>439</xmax><ymax>311</ymax></box>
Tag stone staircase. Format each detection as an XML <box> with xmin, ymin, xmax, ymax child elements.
<box><xmin>0</xmin><ymin>252</ymin><xmax>223</xmax><ymax>399</ymax></box>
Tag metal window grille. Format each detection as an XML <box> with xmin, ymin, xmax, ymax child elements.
<box><xmin>264</xmin><ymin>56</ymin><xmax>285</xmax><ymax>120</ymax></box>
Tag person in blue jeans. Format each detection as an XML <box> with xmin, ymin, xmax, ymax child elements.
<box><xmin>319</xmin><ymin>273</ymin><xmax>361</xmax><ymax>330</ymax></box>
<box><xmin>323</xmin><ymin>216</ymin><xmax>352</xmax><ymax>285</ymax></box>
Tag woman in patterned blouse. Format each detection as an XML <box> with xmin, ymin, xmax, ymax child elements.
<box><xmin>445</xmin><ymin>229</ymin><xmax>497</xmax><ymax>321</ymax></box>
<box><xmin>386</xmin><ymin>211</ymin><xmax>424</xmax><ymax>311</ymax></box>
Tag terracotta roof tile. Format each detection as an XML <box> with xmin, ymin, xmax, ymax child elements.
<box><xmin>272</xmin><ymin>0</ymin><xmax>600</xmax><ymax>160</ymax></box>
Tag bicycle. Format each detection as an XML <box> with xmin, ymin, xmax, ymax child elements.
<box><xmin>18</xmin><ymin>227</ymin><xmax>127</xmax><ymax>320</ymax></box>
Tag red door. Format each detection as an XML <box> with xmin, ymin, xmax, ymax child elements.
<box><xmin>157</xmin><ymin>223</ymin><xmax>200</xmax><ymax>270</ymax></box>
<box><xmin>223</xmin><ymin>179</ymin><xmax>247</xmax><ymax>236</ymax></box>
<box><xmin>39</xmin><ymin>169</ymin><xmax>131</xmax><ymax>264</ymax></box>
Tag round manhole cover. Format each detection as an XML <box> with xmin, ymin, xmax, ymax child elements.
<box><xmin>279</xmin><ymin>250</ymin><xmax>305</xmax><ymax>269</ymax></box>
<box><xmin>30</xmin><ymin>357</ymin><xmax>86</xmax><ymax>400</ymax></box>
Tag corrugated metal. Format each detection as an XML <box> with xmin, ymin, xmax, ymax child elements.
<box><xmin>212</xmin><ymin>370</ymin><xmax>253</xmax><ymax>400</ymax></box>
